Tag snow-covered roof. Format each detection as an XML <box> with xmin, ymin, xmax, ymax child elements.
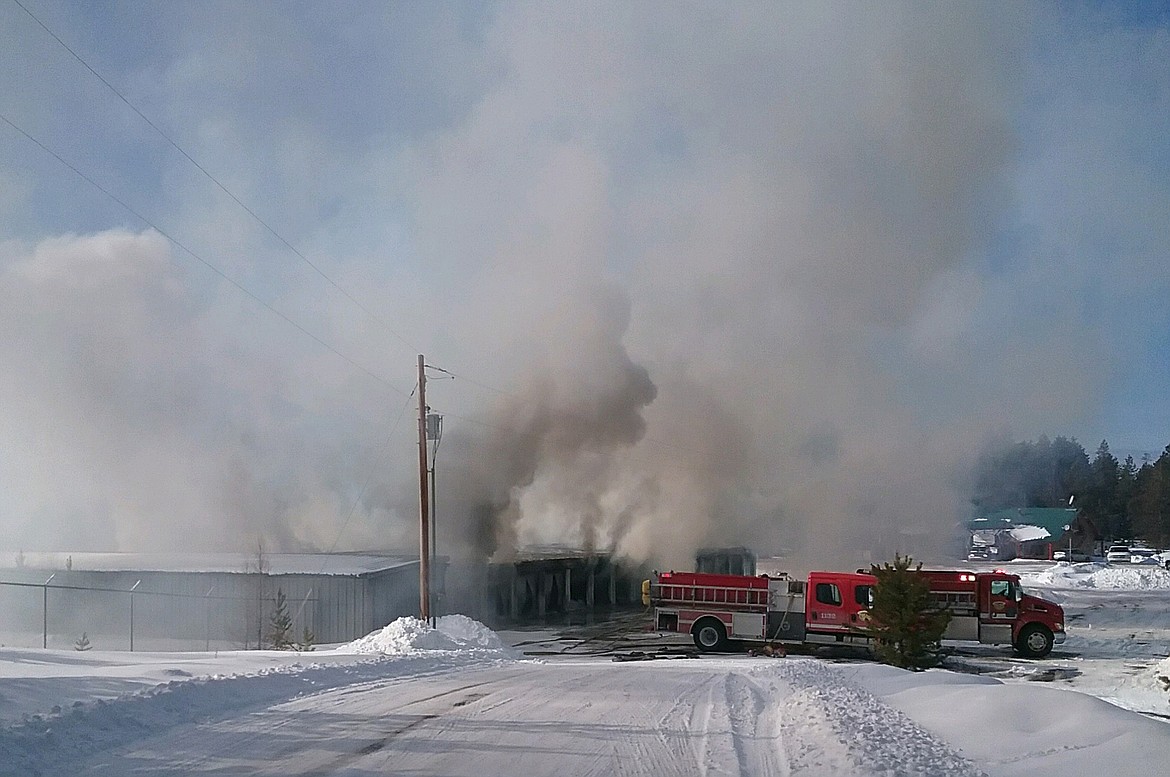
<box><xmin>973</xmin><ymin>508</ymin><xmax>1075</xmax><ymax>537</ymax></box>
<box><xmin>3</xmin><ymin>551</ymin><xmax>418</xmax><ymax>576</ymax></box>
<box><xmin>1008</xmin><ymin>525</ymin><xmax>1052</xmax><ymax>543</ymax></box>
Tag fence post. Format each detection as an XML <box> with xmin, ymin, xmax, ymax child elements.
<box><xmin>129</xmin><ymin>579</ymin><xmax>141</xmax><ymax>651</ymax></box>
<box><xmin>42</xmin><ymin>573</ymin><xmax>55</xmax><ymax>649</ymax></box>
<box><xmin>204</xmin><ymin>586</ymin><xmax>216</xmax><ymax>651</ymax></box>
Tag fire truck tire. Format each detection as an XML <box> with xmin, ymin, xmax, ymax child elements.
<box><xmin>1014</xmin><ymin>624</ymin><xmax>1054</xmax><ymax>658</ymax></box>
<box><xmin>691</xmin><ymin>618</ymin><xmax>730</xmax><ymax>652</ymax></box>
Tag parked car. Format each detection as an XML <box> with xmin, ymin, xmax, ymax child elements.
<box><xmin>1130</xmin><ymin>548</ymin><xmax>1158</xmax><ymax>564</ymax></box>
<box><xmin>967</xmin><ymin>546</ymin><xmax>1000</xmax><ymax>561</ymax></box>
<box><xmin>1105</xmin><ymin>544</ymin><xmax>1131</xmax><ymax>564</ymax></box>
<box><xmin>1053</xmin><ymin>550</ymin><xmax>1092</xmax><ymax>562</ymax></box>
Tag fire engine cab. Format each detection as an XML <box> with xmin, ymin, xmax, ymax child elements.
<box><xmin>645</xmin><ymin>568</ymin><xmax>1065</xmax><ymax>658</ymax></box>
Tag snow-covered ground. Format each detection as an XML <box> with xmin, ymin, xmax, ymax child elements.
<box><xmin>1</xmin><ymin>570</ymin><xmax>1168</xmax><ymax>776</ymax></box>
<box><xmin>987</xmin><ymin>560</ymin><xmax>1170</xmax><ymax>719</ymax></box>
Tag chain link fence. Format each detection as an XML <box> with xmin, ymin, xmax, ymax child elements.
<box><xmin>0</xmin><ymin>577</ymin><xmax>318</xmax><ymax>652</ymax></box>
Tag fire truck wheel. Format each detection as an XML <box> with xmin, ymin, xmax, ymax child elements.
<box><xmin>691</xmin><ymin>618</ymin><xmax>729</xmax><ymax>652</ymax></box>
<box><xmin>1014</xmin><ymin>624</ymin><xmax>1054</xmax><ymax>658</ymax></box>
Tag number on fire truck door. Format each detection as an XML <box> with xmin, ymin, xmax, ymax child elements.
<box><xmin>809</xmin><ymin>582</ymin><xmax>845</xmax><ymax>629</ymax></box>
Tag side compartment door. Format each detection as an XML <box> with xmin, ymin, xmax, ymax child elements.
<box><xmin>731</xmin><ymin>612</ymin><xmax>765</xmax><ymax>640</ymax></box>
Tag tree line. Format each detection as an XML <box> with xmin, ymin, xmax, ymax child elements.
<box><xmin>972</xmin><ymin>436</ymin><xmax>1170</xmax><ymax>547</ymax></box>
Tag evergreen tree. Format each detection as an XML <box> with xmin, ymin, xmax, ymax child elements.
<box><xmin>1130</xmin><ymin>448</ymin><xmax>1170</xmax><ymax>547</ymax></box>
<box><xmin>973</xmin><ymin>436</ymin><xmax>1091</xmax><ymax>511</ymax></box>
<box><xmin>971</xmin><ymin>435</ymin><xmax>1170</xmax><ymax>544</ymax></box>
<box><xmin>267</xmin><ymin>588</ymin><xmax>293</xmax><ymax>650</ymax></box>
<box><xmin>1085</xmin><ymin>440</ymin><xmax>1121</xmax><ymax>538</ymax></box>
<box><xmin>1117</xmin><ymin>455</ymin><xmax>1139</xmax><ymax>539</ymax></box>
<box><xmin>294</xmin><ymin>625</ymin><xmax>317</xmax><ymax>652</ymax></box>
<box><xmin>865</xmin><ymin>554</ymin><xmax>950</xmax><ymax>670</ymax></box>
<box><xmin>973</xmin><ymin>439</ymin><xmax>1032</xmax><ymax>510</ymax></box>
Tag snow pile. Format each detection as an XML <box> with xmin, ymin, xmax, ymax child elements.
<box><xmin>770</xmin><ymin>660</ymin><xmax>985</xmax><ymax>776</ymax></box>
<box><xmin>1089</xmin><ymin>565</ymin><xmax>1170</xmax><ymax>590</ymax></box>
<box><xmin>1153</xmin><ymin>656</ymin><xmax>1170</xmax><ymax>689</ymax></box>
<box><xmin>341</xmin><ymin>615</ymin><xmax>513</xmax><ymax>656</ymax></box>
<box><xmin>432</xmin><ymin>614</ymin><xmax>511</xmax><ymax>650</ymax></box>
<box><xmin>1023</xmin><ymin>563</ymin><xmax>1170</xmax><ymax>590</ymax></box>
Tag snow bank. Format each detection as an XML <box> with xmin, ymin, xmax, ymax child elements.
<box><xmin>0</xmin><ymin>645</ymin><xmax>519</xmax><ymax>776</ymax></box>
<box><xmin>341</xmin><ymin>615</ymin><xmax>513</xmax><ymax>656</ymax></box>
<box><xmin>1155</xmin><ymin>656</ymin><xmax>1170</xmax><ymax>695</ymax></box>
<box><xmin>1022</xmin><ymin>563</ymin><xmax>1170</xmax><ymax>590</ymax></box>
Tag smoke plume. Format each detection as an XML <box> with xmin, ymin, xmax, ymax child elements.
<box><xmin>1</xmin><ymin>3</ymin><xmax>1167</xmax><ymax>574</ymax></box>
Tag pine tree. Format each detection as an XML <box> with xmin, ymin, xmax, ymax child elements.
<box><xmin>865</xmin><ymin>554</ymin><xmax>950</xmax><ymax>670</ymax></box>
<box><xmin>1117</xmin><ymin>455</ymin><xmax>1139</xmax><ymax>540</ymax></box>
<box><xmin>1086</xmin><ymin>440</ymin><xmax>1121</xmax><ymax>537</ymax></box>
<box><xmin>267</xmin><ymin>588</ymin><xmax>293</xmax><ymax>650</ymax></box>
<box><xmin>1131</xmin><ymin>447</ymin><xmax>1170</xmax><ymax>547</ymax></box>
<box><xmin>294</xmin><ymin>625</ymin><xmax>316</xmax><ymax>652</ymax></box>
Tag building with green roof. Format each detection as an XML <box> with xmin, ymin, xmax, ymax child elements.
<box><xmin>967</xmin><ymin>507</ymin><xmax>1098</xmax><ymax>561</ymax></box>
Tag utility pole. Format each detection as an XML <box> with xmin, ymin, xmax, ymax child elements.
<box><xmin>426</xmin><ymin>411</ymin><xmax>443</xmax><ymax>628</ymax></box>
<box><xmin>430</xmin><ymin>455</ymin><xmax>437</xmax><ymax>628</ymax></box>
<box><xmin>417</xmin><ymin>354</ymin><xmax>431</xmax><ymax>621</ymax></box>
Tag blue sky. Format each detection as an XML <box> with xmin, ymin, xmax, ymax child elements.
<box><xmin>0</xmin><ymin>1</ymin><xmax>1167</xmax><ymax>562</ymax></box>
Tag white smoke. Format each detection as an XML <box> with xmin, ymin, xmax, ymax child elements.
<box><xmin>0</xmin><ymin>3</ymin><xmax>1166</xmax><ymax>572</ymax></box>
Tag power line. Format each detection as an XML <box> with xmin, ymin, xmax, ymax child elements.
<box><xmin>0</xmin><ymin>111</ymin><xmax>408</xmax><ymax>397</ymax></box>
<box><xmin>12</xmin><ymin>2</ymin><xmax>712</xmax><ymax>470</ymax></box>
<box><xmin>11</xmin><ymin>0</ymin><xmax>421</xmax><ymax>356</ymax></box>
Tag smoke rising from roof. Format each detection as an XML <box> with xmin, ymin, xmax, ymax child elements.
<box><xmin>1</xmin><ymin>3</ymin><xmax>1167</xmax><ymax>572</ymax></box>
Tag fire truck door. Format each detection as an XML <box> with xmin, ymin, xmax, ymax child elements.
<box><xmin>983</xmin><ymin>578</ymin><xmax>1018</xmax><ymax>620</ymax></box>
<box><xmin>979</xmin><ymin>576</ymin><xmax>1017</xmax><ymax>644</ymax></box>
<box><xmin>808</xmin><ymin>580</ymin><xmax>847</xmax><ymax>631</ymax></box>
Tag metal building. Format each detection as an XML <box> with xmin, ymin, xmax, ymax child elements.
<box><xmin>452</xmin><ymin>548</ymin><xmax>649</xmax><ymax>624</ymax></box>
<box><xmin>0</xmin><ymin>551</ymin><xmax>434</xmax><ymax>651</ymax></box>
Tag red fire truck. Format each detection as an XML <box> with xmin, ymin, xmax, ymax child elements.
<box><xmin>645</xmin><ymin>568</ymin><xmax>1066</xmax><ymax>658</ymax></box>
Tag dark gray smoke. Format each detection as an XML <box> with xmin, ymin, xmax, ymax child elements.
<box><xmin>438</xmin><ymin>285</ymin><xmax>656</xmax><ymax>560</ymax></box>
<box><xmin>1</xmin><ymin>3</ymin><xmax>1165</xmax><ymax>576</ymax></box>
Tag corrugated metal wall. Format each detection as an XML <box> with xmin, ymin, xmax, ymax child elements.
<box><xmin>0</xmin><ymin>562</ymin><xmax>423</xmax><ymax>649</ymax></box>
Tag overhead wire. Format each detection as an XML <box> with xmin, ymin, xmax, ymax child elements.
<box><xmin>11</xmin><ymin>2</ymin><xmax>722</xmax><ymax>478</ymax></box>
<box><xmin>11</xmin><ymin>0</ymin><xmax>421</xmax><ymax>356</ymax></box>
<box><xmin>3</xmin><ymin>4</ymin><xmax>744</xmax><ymax>578</ymax></box>
<box><xmin>0</xmin><ymin>111</ymin><xmax>408</xmax><ymax>397</ymax></box>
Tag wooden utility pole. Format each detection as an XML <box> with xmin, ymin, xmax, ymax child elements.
<box><xmin>417</xmin><ymin>354</ymin><xmax>431</xmax><ymax>621</ymax></box>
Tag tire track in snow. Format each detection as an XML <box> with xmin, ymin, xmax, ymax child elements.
<box><xmin>4</xmin><ymin>650</ymin><xmax>988</xmax><ymax>777</ymax></box>
<box><xmin>695</xmin><ymin>676</ymin><xmax>720</xmax><ymax>776</ymax></box>
<box><xmin>723</xmin><ymin>671</ymin><xmax>790</xmax><ymax>776</ymax></box>
<box><xmin>678</xmin><ymin>669</ymin><xmax>793</xmax><ymax>777</ymax></box>
<box><xmin>0</xmin><ymin>654</ymin><xmax>519</xmax><ymax>777</ymax></box>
